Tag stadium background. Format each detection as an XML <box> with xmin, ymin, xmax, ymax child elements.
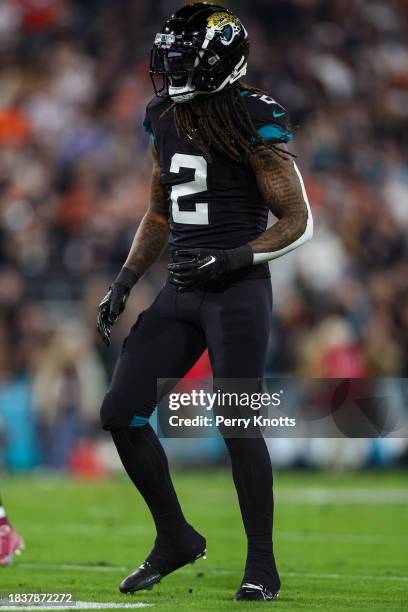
<box><xmin>0</xmin><ymin>0</ymin><xmax>407</xmax><ymax>474</ymax></box>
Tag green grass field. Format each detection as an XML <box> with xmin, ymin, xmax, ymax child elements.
<box><xmin>1</xmin><ymin>470</ymin><xmax>407</xmax><ymax>611</ymax></box>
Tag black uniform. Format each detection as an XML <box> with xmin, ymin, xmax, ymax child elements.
<box><xmin>101</xmin><ymin>89</ymin><xmax>292</xmax><ymax>430</ymax></box>
<box><xmin>101</xmin><ymin>88</ymin><xmax>289</xmax><ymax>598</ymax></box>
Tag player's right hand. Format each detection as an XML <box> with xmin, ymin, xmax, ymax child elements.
<box><xmin>96</xmin><ymin>283</ymin><xmax>130</xmax><ymax>347</ymax></box>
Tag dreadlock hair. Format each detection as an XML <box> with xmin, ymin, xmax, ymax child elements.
<box><xmin>160</xmin><ymin>82</ymin><xmax>294</xmax><ymax>163</ymax></box>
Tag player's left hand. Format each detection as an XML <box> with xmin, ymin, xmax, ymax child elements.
<box><xmin>168</xmin><ymin>246</ymin><xmax>253</xmax><ymax>291</ymax></box>
<box><xmin>96</xmin><ymin>267</ymin><xmax>139</xmax><ymax>346</ymax></box>
<box><xmin>97</xmin><ymin>284</ymin><xmax>130</xmax><ymax>346</ymax></box>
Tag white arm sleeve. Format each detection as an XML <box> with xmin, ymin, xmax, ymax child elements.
<box><xmin>253</xmin><ymin>161</ymin><xmax>314</xmax><ymax>264</ymax></box>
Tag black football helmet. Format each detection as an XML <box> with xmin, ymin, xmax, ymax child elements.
<box><xmin>150</xmin><ymin>3</ymin><xmax>249</xmax><ymax>103</ymax></box>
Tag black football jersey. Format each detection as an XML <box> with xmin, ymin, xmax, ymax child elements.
<box><xmin>143</xmin><ymin>89</ymin><xmax>292</xmax><ymax>252</ymax></box>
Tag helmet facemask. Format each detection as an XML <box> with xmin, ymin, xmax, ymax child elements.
<box><xmin>150</xmin><ymin>36</ymin><xmax>204</xmax><ymax>102</ymax></box>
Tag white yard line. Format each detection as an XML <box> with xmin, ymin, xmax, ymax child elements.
<box><xmin>278</xmin><ymin>531</ymin><xmax>408</xmax><ymax>544</ymax></box>
<box><xmin>281</xmin><ymin>571</ymin><xmax>408</xmax><ymax>583</ymax></box>
<box><xmin>277</xmin><ymin>487</ymin><xmax>408</xmax><ymax>504</ymax></box>
<box><xmin>18</xmin><ymin>563</ymin><xmax>408</xmax><ymax>582</ymax></box>
<box><xmin>18</xmin><ymin>563</ymin><xmax>129</xmax><ymax>573</ymax></box>
<box><xmin>16</xmin><ymin>525</ymin><xmax>151</xmax><ymax>535</ymax></box>
<box><xmin>17</xmin><ymin>524</ymin><xmax>408</xmax><ymax>545</ymax></box>
<box><xmin>0</xmin><ymin>603</ymin><xmax>151</xmax><ymax>611</ymax></box>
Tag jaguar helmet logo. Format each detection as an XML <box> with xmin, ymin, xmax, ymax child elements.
<box><xmin>207</xmin><ymin>11</ymin><xmax>243</xmax><ymax>46</ymax></box>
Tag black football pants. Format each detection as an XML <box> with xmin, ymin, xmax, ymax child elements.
<box><xmin>100</xmin><ymin>277</ymin><xmax>272</xmax><ymax>429</ymax></box>
<box><xmin>102</xmin><ymin>276</ymin><xmax>280</xmax><ymax>589</ymax></box>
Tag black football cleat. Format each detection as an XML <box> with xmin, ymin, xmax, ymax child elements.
<box><xmin>119</xmin><ymin>530</ymin><xmax>206</xmax><ymax>594</ymax></box>
<box><xmin>119</xmin><ymin>561</ymin><xmax>162</xmax><ymax>593</ymax></box>
<box><xmin>234</xmin><ymin>582</ymin><xmax>280</xmax><ymax>602</ymax></box>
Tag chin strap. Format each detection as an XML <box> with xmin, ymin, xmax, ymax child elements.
<box><xmin>230</xmin><ymin>56</ymin><xmax>247</xmax><ymax>84</ymax></box>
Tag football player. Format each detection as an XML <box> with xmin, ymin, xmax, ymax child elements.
<box><xmin>0</xmin><ymin>493</ymin><xmax>23</xmax><ymax>565</ymax></box>
<box><xmin>97</xmin><ymin>3</ymin><xmax>313</xmax><ymax>602</ymax></box>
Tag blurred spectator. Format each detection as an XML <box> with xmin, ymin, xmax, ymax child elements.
<box><xmin>33</xmin><ymin>326</ymin><xmax>106</xmax><ymax>467</ymax></box>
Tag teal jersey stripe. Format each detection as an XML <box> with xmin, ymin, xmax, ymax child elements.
<box><xmin>143</xmin><ymin>122</ymin><xmax>155</xmax><ymax>143</ymax></box>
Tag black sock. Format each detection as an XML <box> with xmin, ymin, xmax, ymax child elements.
<box><xmin>111</xmin><ymin>426</ymin><xmax>191</xmax><ymax>541</ymax></box>
<box><xmin>224</xmin><ymin>436</ymin><xmax>280</xmax><ymax>592</ymax></box>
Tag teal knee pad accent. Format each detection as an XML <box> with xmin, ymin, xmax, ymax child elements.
<box><xmin>130</xmin><ymin>415</ymin><xmax>150</xmax><ymax>427</ymax></box>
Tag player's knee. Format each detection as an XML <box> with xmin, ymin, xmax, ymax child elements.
<box><xmin>100</xmin><ymin>390</ymin><xmax>151</xmax><ymax>431</ymax></box>
<box><xmin>100</xmin><ymin>390</ymin><xmax>124</xmax><ymax>431</ymax></box>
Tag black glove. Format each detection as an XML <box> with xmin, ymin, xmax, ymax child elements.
<box><xmin>168</xmin><ymin>245</ymin><xmax>253</xmax><ymax>291</ymax></box>
<box><xmin>97</xmin><ymin>267</ymin><xmax>138</xmax><ymax>346</ymax></box>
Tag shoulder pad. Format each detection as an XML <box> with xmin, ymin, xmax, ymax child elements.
<box><xmin>240</xmin><ymin>90</ymin><xmax>292</xmax><ymax>143</ymax></box>
<box><xmin>143</xmin><ymin>96</ymin><xmax>172</xmax><ymax>136</ymax></box>
<box><xmin>146</xmin><ymin>96</ymin><xmax>170</xmax><ymax>112</ymax></box>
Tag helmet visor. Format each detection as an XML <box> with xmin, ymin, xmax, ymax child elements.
<box><xmin>151</xmin><ymin>47</ymin><xmax>198</xmax><ymax>87</ymax></box>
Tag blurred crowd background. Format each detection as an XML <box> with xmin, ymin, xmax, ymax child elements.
<box><xmin>0</xmin><ymin>0</ymin><xmax>407</xmax><ymax>473</ymax></box>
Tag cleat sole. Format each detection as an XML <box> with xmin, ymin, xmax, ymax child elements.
<box><xmin>120</xmin><ymin>575</ymin><xmax>161</xmax><ymax>594</ymax></box>
<box><xmin>235</xmin><ymin>588</ymin><xmax>280</xmax><ymax>602</ymax></box>
<box><xmin>192</xmin><ymin>549</ymin><xmax>207</xmax><ymax>563</ymax></box>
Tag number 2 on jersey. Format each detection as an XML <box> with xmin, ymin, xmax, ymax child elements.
<box><xmin>170</xmin><ymin>153</ymin><xmax>209</xmax><ymax>225</ymax></box>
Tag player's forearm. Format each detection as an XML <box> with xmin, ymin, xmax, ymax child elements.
<box><xmin>97</xmin><ymin>163</ymin><xmax>169</xmax><ymax>346</ymax></box>
<box><xmin>249</xmin><ymin>211</ymin><xmax>309</xmax><ymax>261</ymax></box>
<box><xmin>249</xmin><ymin>148</ymin><xmax>313</xmax><ymax>263</ymax></box>
<box><xmin>124</xmin><ymin>210</ymin><xmax>169</xmax><ymax>278</ymax></box>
